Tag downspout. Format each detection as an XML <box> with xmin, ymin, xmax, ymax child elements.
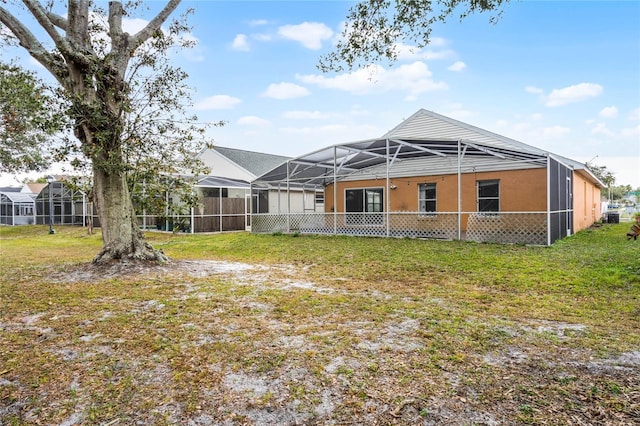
<box><xmin>386</xmin><ymin>138</ymin><xmax>390</xmax><ymax>237</ymax></box>
<box><xmin>302</xmin><ymin>183</ymin><xmax>306</xmax><ymax>212</ymax></box>
<box><xmin>277</xmin><ymin>183</ymin><xmax>281</xmax><ymax>214</ymax></box>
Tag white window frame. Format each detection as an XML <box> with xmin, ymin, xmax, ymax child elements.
<box><xmin>418</xmin><ymin>183</ymin><xmax>437</xmax><ymax>216</ymax></box>
<box><xmin>477</xmin><ymin>179</ymin><xmax>500</xmax><ymax>215</ymax></box>
<box><xmin>344</xmin><ymin>187</ymin><xmax>384</xmax><ymax>226</ymax></box>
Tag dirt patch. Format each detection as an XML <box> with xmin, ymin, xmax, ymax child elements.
<box><xmin>3</xmin><ymin>260</ymin><xmax>639</xmax><ymax>425</ymax></box>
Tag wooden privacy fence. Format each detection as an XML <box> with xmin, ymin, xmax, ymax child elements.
<box><xmin>192</xmin><ymin>197</ymin><xmax>246</xmax><ymax>233</ymax></box>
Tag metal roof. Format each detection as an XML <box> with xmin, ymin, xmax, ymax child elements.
<box><xmin>0</xmin><ymin>192</ymin><xmax>36</xmax><ymax>203</ymax></box>
<box><xmin>195</xmin><ymin>175</ymin><xmax>250</xmax><ymax>189</ymax></box>
<box><xmin>254</xmin><ymin>109</ymin><xmax>557</xmax><ymax>188</ymax></box>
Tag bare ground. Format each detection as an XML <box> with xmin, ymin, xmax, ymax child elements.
<box><xmin>1</xmin><ymin>260</ymin><xmax>638</xmax><ymax>425</ymax></box>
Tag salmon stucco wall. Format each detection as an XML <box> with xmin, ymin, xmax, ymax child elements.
<box><xmin>573</xmin><ymin>172</ymin><xmax>602</xmax><ymax>232</ymax></box>
<box><xmin>324</xmin><ymin>168</ymin><xmax>548</xmax><ymax>218</ymax></box>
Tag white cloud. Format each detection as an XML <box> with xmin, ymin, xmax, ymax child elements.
<box><xmin>282</xmin><ymin>110</ymin><xmax>332</xmax><ymax>120</ymax></box>
<box><xmin>297</xmin><ymin>61</ymin><xmax>447</xmax><ymax>99</ymax></box>
<box><xmin>525</xmin><ymin>86</ymin><xmax>544</xmax><ymax>94</ymax></box>
<box><xmin>279</xmin><ymin>123</ymin><xmax>380</xmax><ymax>141</ymax></box>
<box><xmin>122</xmin><ymin>17</ymin><xmax>148</xmax><ymax>34</ymax></box>
<box><xmin>445</xmin><ymin>109</ymin><xmax>476</xmax><ymax>120</ymax></box>
<box><xmin>393</xmin><ymin>43</ymin><xmax>423</xmax><ymax>61</ymax></box>
<box><xmin>231</xmin><ymin>34</ymin><xmax>250</xmax><ymax>51</ymax></box>
<box><xmin>599</xmin><ymin>106</ymin><xmax>618</xmax><ymax>119</ymax></box>
<box><xmin>530</xmin><ymin>113</ymin><xmax>544</xmax><ymax>121</ymax></box>
<box><xmin>253</xmin><ymin>33</ymin><xmax>272</xmax><ymax>42</ymax></box>
<box><xmin>629</xmin><ymin>108</ymin><xmax>640</xmax><ymax>121</ymax></box>
<box><xmin>237</xmin><ymin>116</ymin><xmax>270</xmax><ymax>126</ymax></box>
<box><xmin>428</xmin><ymin>37</ymin><xmax>449</xmax><ymax>48</ymax></box>
<box><xmin>392</xmin><ymin>42</ymin><xmax>455</xmax><ymax>62</ymax></box>
<box><xmin>194</xmin><ymin>95</ymin><xmax>241</xmax><ymax>110</ymax></box>
<box><xmin>545</xmin><ymin>83</ymin><xmax>603</xmax><ymax>107</ymax></box>
<box><xmin>262</xmin><ymin>82</ymin><xmax>310</xmax><ymax>100</ymax></box>
<box><xmin>278</xmin><ymin>22</ymin><xmax>333</xmax><ymax>50</ymax></box>
<box><xmin>448</xmin><ymin>61</ymin><xmax>467</xmax><ymax>72</ymax></box>
<box><xmin>1</xmin><ymin>25</ymin><xmax>14</xmax><ymax>38</ymax></box>
<box><xmin>249</xmin><ymin>19</ymin><xmax>269</xmax><ymax>27</ymax></box>
<box><xmin>591</xmin><ymin>122</ymin><xmax>615</xmax><ymax>137</ymax></box>
<box><xmin>542</xmin><ymin>125</ymin><xmax>571</xmax><ymax>138</ymax></box>
<box><xmin>621</xmin><ymin>124</ymin><xmax>640</xmax><ymax>137</ymax></box>
<box><xmin>514</xmin><ymin>122</ymin><xmax>533</xmax><ymax>132</ymax></box>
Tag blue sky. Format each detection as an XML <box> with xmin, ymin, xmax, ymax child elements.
<box><xmin>2</xmin><ymin>0</ymin><xmax>639</xmax><ymax>188</ymax></box>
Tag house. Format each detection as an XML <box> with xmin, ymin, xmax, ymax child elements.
<box><xmin>160</xmin><ymin>146</ymin><xmax>323</xmax><ymax>233</ymax></box>
<box><xmin>22</xmin><ymin>182</ymin><xmax>47</xmax><ymax>195</ymax></box>
<box><xmin>34</xmin><ymin>177</ymin><xmax>89</xmax><ymax>226</ymax></box>
<box><xmin>0</xmin><ymin>191</ymin><xmax>36</xmax><ymax>225</ymax></box>
<box><xmin>251</xmin><ymin>109</ymin><xmax>604</xmax><ymax>245</ymax></box>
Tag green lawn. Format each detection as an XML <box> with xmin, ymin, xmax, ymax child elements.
<box><xmin>1</xmin><ymin>224</ymin><xmax>638</xmax><ymax>424</ymax></box>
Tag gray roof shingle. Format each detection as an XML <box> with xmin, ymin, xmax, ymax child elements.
<box><xmin>214</xmin><ymin>146</ymin><xmax>290</xmax><ymax>177</ymax></box>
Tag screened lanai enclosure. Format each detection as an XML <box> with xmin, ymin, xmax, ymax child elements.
<box><xmin>251</xmin><ymin>110</ymin><xmax>602</xmax><ymax>246</ymax></box>
<box><xmin>136</xmin><ymin>176</ymin><xmax>253</xmax><ymax>233</ymax></box>
<box><xmin>35</xmin><ymin>181</ymin><xmax>89</xmax><ymax>226</ymax></box>
<box><xmin>0</xmin><ymin>192</ymin><xmax>36</xmax><ymax>225</ymax></box>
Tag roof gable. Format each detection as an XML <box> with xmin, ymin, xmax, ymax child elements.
<box><xmin>384</xmin><ymin>109</ymin><xmax>546</xmax><ymax>155</ymax></box>
<box><xmin>213</xmin><ymin>146</ymin><xmax>290</xmax><ymax>177</ymax></box>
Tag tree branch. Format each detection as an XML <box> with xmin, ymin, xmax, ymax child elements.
<box><xmin>22</xmin><ymin>0</ymin><xmax>69</xmax><ymax>50</ymax></box>
<box><xmin>67</xmin><ymin>0</ymin><xmax>91</xmax><ymax>51</ymax></box>
<box><xmin>129</xmin><ymin>0</ymin><xmax>182</xmax><ymax>50</ymax></box>
<box><xmin>0</xmin><ymin>5</ymin><xmax>67</xmax><ymax>83</ymax></box>
<box><xmin>46</xmin><ymin>11</ymin><xmax>68</xmax><ymax>31</ymax></box>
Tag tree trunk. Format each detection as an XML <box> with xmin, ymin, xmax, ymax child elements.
<box><xmin>92</xmin><ymin>166</ymin><xmax>167</xmax><ymax>264</ymax></box>
<box><xmin>0</xmin><ymin>0</ymin><xmax>183</xmax><ymax>265</ymax></box>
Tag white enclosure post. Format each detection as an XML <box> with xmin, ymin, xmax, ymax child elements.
<box><xmin>457</xmin><ymin>140</ymin><xmax>462</xmax><ymax>240</ymax></box>
<box><xmin>386</xmin><ymin>139</ymin><xmax>390</xmax><ymax>237</ymax></box>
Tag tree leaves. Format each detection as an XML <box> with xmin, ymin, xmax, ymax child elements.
<box><xmin>319</xmin><ymin>0</ymin><xmax>508</xmax><ymax>72</ymax></box>
<box><xmin>0</xmin><ymin>62</ymin><xmax>70</xmax><ymax>173</ymax></box>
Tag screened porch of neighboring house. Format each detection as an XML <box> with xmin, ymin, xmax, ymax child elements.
<box><xmin>0</xmin><ymin>192</ymin><xmax>36</xmax><ymax>225</ymax></box>
<box><xmin>138</xmin><ymin>176</ymin><xmax>252</xmax><ymax>233</ymax></box>
<box><xmin>35</xmin><ymin>180</ymin><xmax>90</xmax><ymax>226</ymax></box>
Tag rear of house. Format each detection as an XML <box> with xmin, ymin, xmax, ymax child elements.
<box><xmin>252</xmin><ymin>109</ymin><xmax>603</xmax><ymax>245</ymax></box>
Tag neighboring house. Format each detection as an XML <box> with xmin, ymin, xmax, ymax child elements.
<box><xmin>35</xmin><ymin>178</ymin><xmax>89</xmax><ymax>226</ymax></box>
<box><xmin>1</xmin><ymin>185</ymin><xmax>40</xmax><ymax>226</ymax></box>
<box><xmin>252</xmin><ymin>109</ymin><xmax>604</xmax><ymax>245</ymax></box>
<box><xmin>22</xmin><ymin>182</ymin><xmax>47</xmax><ymax>195</ymax></box>
<box><xmin>0</xmin><ymin>191</ymin><xmax>36</xmax><ymax>225</ymax></box>
<box><xmin>163</xmin><ymin>146</ymin><xmax>322</xmax><ymax>233</ymax></box>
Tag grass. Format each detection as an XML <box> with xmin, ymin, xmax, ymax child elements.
<box><xmin>0</xmin><ymin>224</ymin><xmax>638</xmax><ymax>424</ymax></box>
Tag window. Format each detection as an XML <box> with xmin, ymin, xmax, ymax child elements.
<box><xmin>418</xmin><ymin>183</ymin><xmax>436</xmax><ymax>214</ymax></box>
<box><xmin>315</xmin><ymin>192</ymin><xmax>325</xmax><ymax>204</ymax></box>
<box><xmin>202</xmin><ymin>188</ymin><xmax>228</xmax><ymax>198</ymax></box>
<box><xmin>19</xmin><ymin>205</ymin><xmax>34</xmax><ymax>216</ymax></box>
<box><xmin>345</xmin><ymin>188</ymin><xmax>383</xmax><ymax>225</ymax></box>
<box><xmin>477</xmin><ymin>180</ymin><xmax>499</xmax><ymax>213</ymax></box>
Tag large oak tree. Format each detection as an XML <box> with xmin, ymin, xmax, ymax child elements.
<box><xmin>0</xmin><ymin>0</ymin><xmax>209</xmax><ymax>263</ymax></box>
<box><xmin>1</xmin><ymin>0</ymin><xmax>509</xmax><ymax>264</ymax></box>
